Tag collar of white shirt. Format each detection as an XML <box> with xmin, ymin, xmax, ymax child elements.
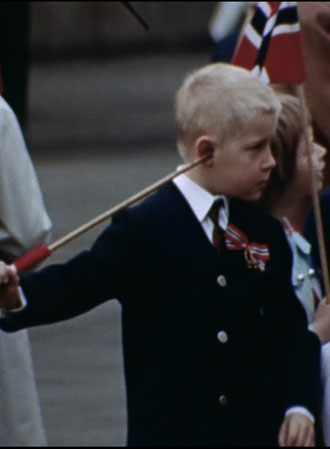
<box><xmin>173</xmin><ymin>174</ymin><xmax>229</xmax><ymax>243</ymax></box>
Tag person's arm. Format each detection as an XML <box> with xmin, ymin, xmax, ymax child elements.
<box><xmin>275</xmin><ymin>310</ymin><xmax>321</xmax><ymax>447</ymax></box>
<box><xmin>276</xmin><ymin>301</ymin><xmax>323</xmax><ymax>447</ymax></box>
<box><xmin>265</xmin><ymin>220</ymin><xmax>322</xmax><ymax>446</ymax></box>
<box><xmin>0</xmin><ymin>209</ymin><xmax>133</xmax><ymax>332</ymax></box>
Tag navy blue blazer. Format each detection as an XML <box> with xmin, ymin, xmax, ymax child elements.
<box><xmin>1</xmin><ymin>182</ymin><xmax>321</xmax><ymax>446</ymax></box>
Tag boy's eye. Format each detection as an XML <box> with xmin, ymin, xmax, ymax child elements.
<box><xmin>249</xmin><ymin>140</ymin><xmax>267</xmax><ymax>150</ymax></box>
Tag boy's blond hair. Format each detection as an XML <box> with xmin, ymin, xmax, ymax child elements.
<box><xmin>174</xmin><ymin>62</ymin><xmax>281</xmax><ymax>158</ymax></box>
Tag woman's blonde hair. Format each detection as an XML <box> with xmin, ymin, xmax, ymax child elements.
<box><xmin>259</xmin><ymin>93</ymin><xmax>305</xmax><ymax>208</ymax></box>
<box><xmin>174</xmin><ymin>62</ymin><xmax>281</xmax><ymax>158</ymax></box>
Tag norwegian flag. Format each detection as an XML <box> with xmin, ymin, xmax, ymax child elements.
<box><xmin>231</xmin><ymin>2</ymin><xmax>306</xmax><ymax>84</ymax></box>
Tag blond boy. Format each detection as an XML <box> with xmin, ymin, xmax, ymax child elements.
<box><xmin>0</xmin><ymin>63</ymin><xmax>321</xmax><ymax>446</ymax></box>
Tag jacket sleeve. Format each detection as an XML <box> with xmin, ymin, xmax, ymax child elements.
<box><xmin>264</xmin><ymin>219</ymin><xmax>322</xmax><ymax>420</ymax></box>
<box><xmin>0</xmin><ymin>211</ymin><xmax>132</xmax><ymax>331</ymax></box>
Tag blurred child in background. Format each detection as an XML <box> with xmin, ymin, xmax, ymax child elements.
<box><xmin>259</xmin><ymin>92</ymin><xmax>330</xmax><ymax>445</ymax></box>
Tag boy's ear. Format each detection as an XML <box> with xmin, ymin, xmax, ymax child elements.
<box><xmin>195</xmin><ymin>135</ymin><xmax>216</xmax><ymax>166</ymax></box>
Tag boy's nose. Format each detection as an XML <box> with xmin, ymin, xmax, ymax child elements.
<box><xmin>314</xmin><ymin>142</ymin><xmax>327</xmax><ymax>158</ymax></box>
<box><xmin>263</xmin><ymin>147</ymin><xmax>276</xmax><ymax>170</ymax></box>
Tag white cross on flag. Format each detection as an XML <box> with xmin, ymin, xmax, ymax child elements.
<box><xmin>232</xmin><ymin>2</ymin><xmax>306</xmax><ymax>84</ymax></box>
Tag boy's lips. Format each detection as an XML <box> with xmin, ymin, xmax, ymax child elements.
<box><xmin>258</xmin><ymin>178</ymin><xmax>270</xmax><ymax>188</ymax></box>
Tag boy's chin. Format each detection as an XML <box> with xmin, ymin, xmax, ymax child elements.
<box><xmin>235</xmin><ymin>191</ymin><xmax>263</xmax><ymax>203</ymax></box>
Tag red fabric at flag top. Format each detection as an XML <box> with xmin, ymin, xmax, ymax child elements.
<box><xmin>232</xmin><ymin>2</ymin><xmax>306</xmax><ymax>84</ymax></box>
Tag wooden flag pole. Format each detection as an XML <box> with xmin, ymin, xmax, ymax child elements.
<box><xmin>48</xmin><ymin>154</ymin><xmax>210</xmax><ymax>252</ymax></box>
<box><xmin>297</xmin><ymin>84</ymin><xmax>330</xmax><ymax>302</ymax></box>
<box><xmin>13</xmin><ymin>154</ymin><xmax>210</xmax><ymax>275</ymax></box>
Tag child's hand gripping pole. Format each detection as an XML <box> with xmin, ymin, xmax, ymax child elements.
<box><xmin>11</xmin><ymin>155</ymin><xmax>210</xmax><ymax>276</ymax></box>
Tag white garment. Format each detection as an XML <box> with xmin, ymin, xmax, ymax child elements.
<box><xmin>321</xmin><ymin>342</ymin><xmax>330</xmax><ymax>446</ymax></box>
<box><xmin>173</xmin><ymin>173</ymin><xmax>229</xmax><ymax>238</ymax></box>
<box><xmin>0</xmin><ymin>97</ymin><xmax>51</xmax><ymax>261</ymax></box>
<box><xmin>0</xmin><ymin>96</ymin><xmax>51</xmax><ymax>446</ymax></box>
<box><xmin>0</xmin><ymin>331</ymin><xmax>47</xmax><ymax>446</ymax></box>
<box><xmin>209</xmin><ymin>2</ymin><xmax>248</xmax><ymax>42</ymax></box>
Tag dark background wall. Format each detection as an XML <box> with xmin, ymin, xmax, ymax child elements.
<box><xmin>0</xmin><ymin>1</ymin><xmax>215</xmax><ymax>129</ymax></box>
<box><xmin>29</xmin><ymin>2</ymin><xmax>215</xmax><ymax>57</ymax></box>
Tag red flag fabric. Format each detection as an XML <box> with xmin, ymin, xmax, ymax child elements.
<box><xmin>232</xmin><ymin>2</ymin><xmax>306</xmax><ymax>84</ymax></box>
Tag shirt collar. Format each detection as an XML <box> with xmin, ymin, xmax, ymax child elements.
<box><xmin>173</xmin><ymin>173</ymin><xmax>229</xmax><ymax>229</ymax></box>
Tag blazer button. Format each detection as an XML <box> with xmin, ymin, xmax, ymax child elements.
<box><xmin>308</xmin><ymin>268</ymin><xmax>315</xmax><ymax>277</ymax></box>
<box><xmin>219</xmin><ymin>395</ymin><xmax>228</xmax><ymax>406</ymax></box>
<box><xmin>297</xmin><ymin>273</ymin><xmax>305</xmax><ymax>282</ymax></box>
<box><xmin>217</xmin><ymin>330</ymin><xmax>229</xmax><ymax>344</ymax></box>
<box><xmin>217</xmin><ymin>275</ymin><xmax>227</xmax><ymax>287</ymax></box>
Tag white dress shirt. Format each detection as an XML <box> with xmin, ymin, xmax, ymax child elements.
<box><xmin>173</xmin><ymin>173</ymin><xmax>229</xmax><ymax>239</ymax></box>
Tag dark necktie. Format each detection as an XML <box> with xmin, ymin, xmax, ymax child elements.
<box><xmin>208</xmin><ymin>199</ymin><xmax>224</xmax><ymax>255</ymax></box>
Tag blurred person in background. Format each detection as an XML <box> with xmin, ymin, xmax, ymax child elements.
<box><xmin>0</xmin><ymin>94</ymin><xmax>51</xmax><ymax>446</ymax></box>
<box><xmin>258</xmin><ymin>93</ymin><xmax>330</xmax><ymax>446</ymax></box>
<box><xmin>208</xmin><ymin>2</ymin><xmax>248</xmax><ymax>62</ymax></box>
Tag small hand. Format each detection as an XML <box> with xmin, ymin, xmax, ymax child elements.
<box><xmin>278</xmin><ymin>413</ymin><xmax>314</xmax><ymax>447</ymax></box>
<box><xmin>0</xmin><ymin>261</ymin><xmax>21</xmax><ymax>310</ymax></box>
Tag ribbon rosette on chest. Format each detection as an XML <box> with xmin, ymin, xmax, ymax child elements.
<box><xmin>224</xmin><ymin>224</ymin><xmax>270</xmax><ymax>272</ymax></box>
